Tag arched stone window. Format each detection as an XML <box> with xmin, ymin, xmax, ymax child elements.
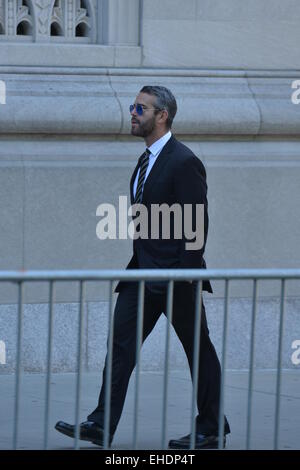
<box><xmin>0</xmin><ymin>0</ymin><xmax>98</xmax><ymax>42</ymax></box>
<box><xmin>16</xmin><ymin>0</ymin><xmax>33</xmax><ymax>36</ymax></box>
<box><xmin>50</xmin><ymin>0</ymin><xmax>64</xmax><ymax>37</ymax></box>
<box><xmin>0</xmin><ymin>0</ymin><xmax>141</xmax><ymax>67</ymax></box>
<box><xmin>75</xmin><ymin>0</ymin><xmax>92</xmax><ymax>38</ymax></box>
<box><xmin>0</xmin><ymin>0</ymin><xmax>5</xmax><ymax>34</ymax></box>
<box><xmin>48</xmin><ymin>0</ymin><xmax>96</xmax><ymax>42</ymax></box>
<box><xmin>50</xmin><ymin>21</ymin><xmax>62</xmax><ymax>36</ymax></box>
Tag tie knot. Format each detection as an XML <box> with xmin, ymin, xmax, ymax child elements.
<box><xmin>143</xmin><ymin>148</ymin><xmax>150</xmax><ymax>159</ymax></box>
<box><xmin>140</xmin><ymin>149</ymin><xmax>150</xmax><ymax>165</ymax></box>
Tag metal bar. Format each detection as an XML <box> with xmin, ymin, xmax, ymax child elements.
<box><xmin>218</xmin><ymin>280</ymin><xmax>230</xmax><ymax>450</ymax></box>
<box><xmin>43</xmin><ymin>281</ymin><xmax>55</xmax><ymax>450</ymax></box>
<box><xmin>74</xmin><ymin>281</ymin><xmax>85</xmax><ymax>450</ymax></box>
<box><xmin>3</xmin><ymin>268</ymin><xmax>297</xmax><ymax>452</ymax></box>
<box><xmin>246</xmin><ymin>279</ymin><xmax>258</xmax><ymax>450</ymax></box>
<box><xmin>274</xmin><ymin>279</ymin><xmax>286</xmax><ymax>450</ymax></box>
<box><xmin>0</xmin><ymin>268</ymin><xmax>300</xmax><ymax>282</ymax></box>
<box><xmin>190</xmin><ymin>280</ymin><xmax>203</xmax><ymax>450</ymax></box>
<box><xmin>103</xmin><ymin>280</ymin><xmax>115</xmax><ymax>449</ymax></box>
<box><xmin>161</xmin><ymin>280</ymin><xmax>174</xmax><ymax>449</ymax></box>
<box><xmin>133</xmin><ymin>280</ymin><xmax>145</xmax><ymax>450</ymax></box>
<box><xmin>13</xmin><ymin>282</ymin><xmax>23</xmax><ymax>450</ymax></box>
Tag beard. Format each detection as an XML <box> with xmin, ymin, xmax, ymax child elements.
<box><xmin>131</xmin><ymin>115</ymin><xmax>156</xmax><ymax>138</ymax></box>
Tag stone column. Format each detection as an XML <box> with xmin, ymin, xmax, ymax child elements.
<box><xmin>33</xmin><ymin>0</ymin><xmax>52</xmax><ymax>42</ymax></box>
<box><xmin>7</xmin><ymin>0</ymin><xmax>16</xmax><ymax>36</ymax></box>
<box><xmin>102</xmin><ymin>0</ymin><xmax>140</xmax><ymax>46</ymax></box>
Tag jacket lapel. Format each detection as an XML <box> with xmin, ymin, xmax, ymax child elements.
<box><xmin>129</xmin><ymin>136</ymin><xmax>176</xmax><ymax>204</ymax></box>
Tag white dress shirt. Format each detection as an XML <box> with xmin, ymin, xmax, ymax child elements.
<box><xmin>133</xmin><ymin>130</ymin><xmax>172</xmax><ymax>199</ymax></box>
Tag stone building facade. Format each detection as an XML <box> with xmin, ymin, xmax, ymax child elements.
<box><xmin>0</xmin><ymin>0</ymin><xmax>300</xmax><ymax>372</ymax></box>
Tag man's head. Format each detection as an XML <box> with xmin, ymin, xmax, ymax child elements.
<box><xmin>130</xmin><ymin>86</ymin><xmax>177</xmax><ymax>144</ymax></box>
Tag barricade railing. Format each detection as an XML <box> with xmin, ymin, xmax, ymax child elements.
<box><xmin>1</xmin><ymin>268</ymin><xmax>299</xmax><ymax>450</ymax></box>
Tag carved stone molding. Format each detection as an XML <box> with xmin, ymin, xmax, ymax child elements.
<box><xmin>0</xmin><ymin>70</ymin><xmax>299</xmax><ymax>136</ymax></box>
<box><xmin>35</xmin><ymin>0</ymin><xmax>52</xmax><ymax>38</ymax></box>
<box><xmin>0</xmin><ymin>0</ymin><xmax>96</xmax><ymax>42</ymax></box>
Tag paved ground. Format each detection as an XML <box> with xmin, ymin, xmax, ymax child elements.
<box><xmin>0</xmin><ymin>369</ymin><xmax>299</xmax><ymax>450</ymax></box>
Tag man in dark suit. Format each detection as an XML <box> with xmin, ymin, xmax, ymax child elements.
<box><xmin>55</xmin><ymin>85</ymin><xmax>230</xmax><ymax>449</ymax></box>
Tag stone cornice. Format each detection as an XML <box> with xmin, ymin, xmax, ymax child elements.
<box><xmin>0</xmin><ymin>68</ymin><xmax>299</xmax><ymax>136</ymax></box>
<box><xmin>1</xmin><ymin>65</ymin><xmax>300</xmax><ymax>77</ymax></box>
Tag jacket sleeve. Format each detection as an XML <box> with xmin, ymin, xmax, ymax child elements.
<box><xmin>173</xmin><ymin>155</ymin><xmax>209</xmax><ymax>269</ymax></box>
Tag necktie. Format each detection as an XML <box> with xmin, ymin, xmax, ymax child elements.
<box><xmin>134</xmin><ymin>149</ymin><xmax>150</xmax><ymax>203</ymax></box>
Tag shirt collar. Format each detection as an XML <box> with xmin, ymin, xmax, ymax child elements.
<box><xmin>147</xmin><ymin>130</ymin><xmax>172</xmax><ymax>157</ymax></box>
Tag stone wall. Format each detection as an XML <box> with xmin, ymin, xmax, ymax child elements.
<box><xmin>0</xmin><ymin>1</ymin><xmax>300</xmax><ymax>372</ymax></box>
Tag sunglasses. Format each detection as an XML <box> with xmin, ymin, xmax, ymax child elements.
<box><xmin>129</xmin><ymin>103</ymin><xmax>162</xmax><ymax>116</ymax></box>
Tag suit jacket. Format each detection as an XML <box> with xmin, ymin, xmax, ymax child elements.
<box><xmin>115</xmin><ymin>135</ymin><xmax>213</xmax><ymax>294</ymax></box>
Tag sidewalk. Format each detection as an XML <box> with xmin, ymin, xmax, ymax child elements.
<box><xmin>0</xmin><ymin>369</ymin><xmax>299</xmax><ymax>450</ymax></box>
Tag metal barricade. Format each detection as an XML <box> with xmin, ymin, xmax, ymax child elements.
<box><xmin>0</xmin><ymin>268</ymin><xmax>299</xmax><ymax>450</ymax></box>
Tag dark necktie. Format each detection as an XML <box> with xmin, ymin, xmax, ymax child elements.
<box><xmin>134</xmin><ymin>149</ymin><xmax>150</xmax><ymax>203</ymax></box>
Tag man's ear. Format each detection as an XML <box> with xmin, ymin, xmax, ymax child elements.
<box><xmin>158</xmin><ymin>109</ymin><xmax>169</xmax><ymax>126</ymax></box>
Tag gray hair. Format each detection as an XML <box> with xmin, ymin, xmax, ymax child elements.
<box><xmin>140</xmin><ymin>85</ymin><xmax>177</xmax><ymax>129</ymax></box>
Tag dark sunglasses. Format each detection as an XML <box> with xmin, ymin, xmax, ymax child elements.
<box><xmin>129</xmin><ymin>103</ymin><xmax>162</xmax><ymax>116</ymax></box>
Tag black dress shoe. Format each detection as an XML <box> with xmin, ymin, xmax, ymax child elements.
<box><xmin>168</xmin><ymin>433</ymin><xmax>226</xmax><ymax>449</ymax></box>
<box><xmin>55</xmin><ymin>420</ymin><xmax>113</xmax><ymax>447</ymax></box>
